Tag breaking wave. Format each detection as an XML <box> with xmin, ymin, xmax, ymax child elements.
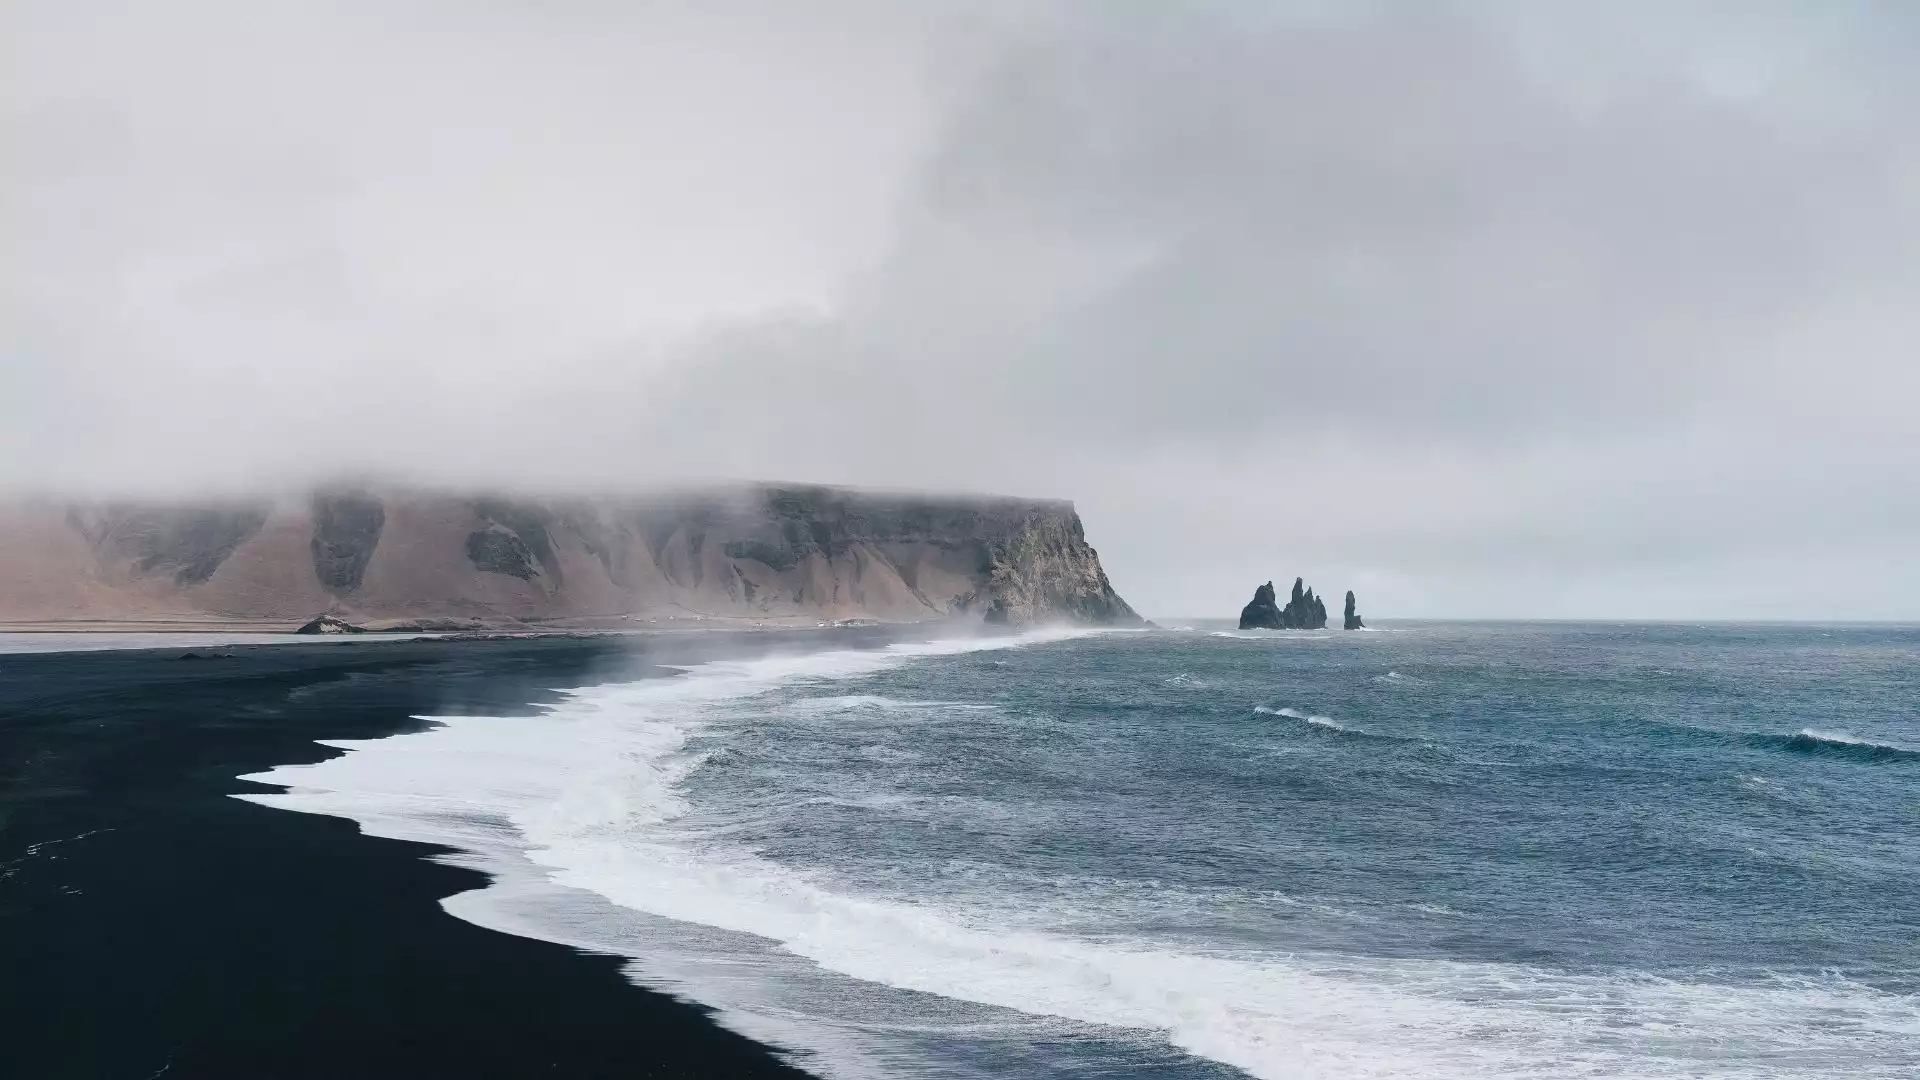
<box><xmin>1255</xmin><ymin>704</ymin><xmax>1349</xmax><ymax>732</ymax></box>
<box><xmin>1771</xmin><ymin>729</ymin><xmax>1920</xmax><ymax>763</ymax></box>
<box><xmin>233</xmin><ymin>628</ymin><xmax>1920</xmax><ymax>1080</ymax></box>
<box><xmin>1251</xmin><ymin>706</ymin><xmax>1426</xmax><ymax>749</ymax></box>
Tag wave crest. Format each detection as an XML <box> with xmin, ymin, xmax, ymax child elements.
<box><xmin>1773</xmin><ymin>729</ymin><xmax>1920</xmax><ymax>763</ymax></box>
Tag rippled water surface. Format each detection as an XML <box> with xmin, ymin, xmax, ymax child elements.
<box><xmin>245</xmin><ymin>622</ymin><xmax>1920</xmax><ymax>1079</ymax></box>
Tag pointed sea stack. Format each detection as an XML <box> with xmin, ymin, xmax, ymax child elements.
<box><xmin>1343</xmin><ymin>590</ymin><xmax>1364</xmax><ymax>630</ymax></box>
<box><xmin>1280</xmin><ymin>577</ymin><xmax>1329</xmax><ymax>629</ymax></box>
<box><xmin>1238</xmin><ymin>581</ymin><xmax>1283</xmax><ymax>629</ymax></box>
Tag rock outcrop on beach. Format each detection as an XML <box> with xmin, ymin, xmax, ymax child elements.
<box><xmin>0</xmin><ymin>484</ymin><xmax>1143</xmax><ymax>630</ymax></box>
<box><xmin>294</xmin><ymin>614</ymin><xmax>366</xmax><ymax>635</ymax></box>
<box><xmin>1344</xmin><ymin>590</ymin><xmax>1365</xmax><ymax>630</ymax></box>
<box><xmin>1237</xmin><ymin>577</ymin><xmax>1329</xmax><ymax>630</ymax></box>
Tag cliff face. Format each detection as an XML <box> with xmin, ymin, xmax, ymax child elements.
<box><xmin>975</xmin><ymin>508</ymin><xmax>1139</xmax><ymax>626</ymax></box>
<box><xmin>0</xmin><ymin>484</ymin><xmax>1142</xmax><ymax>630</ymax></box>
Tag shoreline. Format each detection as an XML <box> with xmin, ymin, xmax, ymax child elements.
<box><xmin>0</xmin><ymin>616</ymin><xmax>881</xmax><ymax>633</ymax></box>
<box><xmin>0</xmin><ymin>633</ymin><xmax>903</xmax><ymax>1079</ymax></box>
<box><xmin>0</xmin><ymin>613</ymin><xmax>944</xmax><ymax>638</ymax></box>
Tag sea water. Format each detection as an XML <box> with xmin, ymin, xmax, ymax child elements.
<box><xmin>241</xmin><ymin>622</ymin><xmax>1920</xmax><ymax>1079</ymax></box>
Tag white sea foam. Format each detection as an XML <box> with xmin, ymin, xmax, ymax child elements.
<box><xmin>1796</xmin><ymin>728</ymin><xmax>1918</xmax><ymax>754</ymax></box>
<box><xmin>1801</xmin><ymin>728</ymin><xmax>1871</xmax><ymax>746</ymax></box>
<box><xmin>1255</xmin><ymin>705</ymin><xmax>1349</xmax><ymax>731</ymax></box>
<box><xmin>1281</xmin><ymin>707</ymin><xmax>1345</xmax><ymax>731</ymax></box>
<box><xmin>237</xmin><ymin>631</ymin><xmax>1920</xmax><ymax>1080</ymax></box>
<box><xmin>788</xmin><ymin>694</ymin><xmax>1001</xmax><ymax>719</ymax></box>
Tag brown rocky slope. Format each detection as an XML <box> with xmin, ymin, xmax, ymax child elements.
<box><xmin>0</xmin><ymin>484</ymin><xmax>1143</xmax><ymax>630</ymax></box>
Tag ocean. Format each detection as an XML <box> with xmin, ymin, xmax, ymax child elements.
<box><xmin>230</xmin><ymin>622</ymin><xmax>1920</xmax><ymax>1078</ymax></box>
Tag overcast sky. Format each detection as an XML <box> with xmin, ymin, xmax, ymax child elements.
<box><xmin>6</xmin><ymin>1</ymin><xmax>1918</xmax><ymax>618</ymax></box>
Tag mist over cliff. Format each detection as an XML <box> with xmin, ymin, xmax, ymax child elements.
<box><xmin>0</xmin><ymin>483</ymin><xmax>1141</xmax><ymax>630</ymax></box>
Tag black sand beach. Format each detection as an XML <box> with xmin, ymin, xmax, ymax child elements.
<box><xmin>0</xmin><ymin>632</ymin><xmax>892</xmax><ymax>1080</ymax></box>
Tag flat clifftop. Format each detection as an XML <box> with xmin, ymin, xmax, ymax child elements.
<box><xmin>0</xmin><ymin>483</ymin><xmax>1140</xmax><ymax>631</ymax></box>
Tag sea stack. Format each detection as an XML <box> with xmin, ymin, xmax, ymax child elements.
<box><xmin>1237</xmin><ymin>577</ymin><xmax>1329</xmax><ymax>629</ymax></box>
<box><xmin>1343</xmin><ymin>590</ymin><xmax>1364</xmax><ymax>630</ymax></box>
<box><xmin>1282</xmin><ymin>577</ymin><xmax>1329</xmax><ymax>629</ymax></box>
<box><xmin>1238</xmin><ymin>581</ymin><xmax>1283</xmax><ymax>629</ymax></box>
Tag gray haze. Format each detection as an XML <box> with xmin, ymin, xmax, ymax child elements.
<box><xmin>6</xmin><ymin>1</ymin><xmax>1918</xmax><ymax>618</ymax></box>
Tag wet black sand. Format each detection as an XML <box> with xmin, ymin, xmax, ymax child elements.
<box><xmin>0</xmin><ymin>632</ymin><xmax>894</xmax><ymax>1079</ymax></box>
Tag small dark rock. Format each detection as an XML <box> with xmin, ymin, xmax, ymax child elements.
<box><xmin>1344</xmin><ymin>590</ymin><xmax>1365</xmax><ymax>630</ymax></box>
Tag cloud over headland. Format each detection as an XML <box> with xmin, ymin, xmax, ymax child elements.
<box><xmin>7</xmin><ymin>1</ymin><xmax>1918</xmax><ymax>617</ymax></box>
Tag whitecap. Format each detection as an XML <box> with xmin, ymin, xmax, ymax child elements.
<box><xmin>1255</xmin><ymin>705</ymin><xmax>1351</xmax><ymax>732</ymax></box>
<box><xmin>235</xmin><ymin>630</ymin><xmax>1920</xmax><ymax>1080</ymax></box>
<box><xmin>1797</xmin><ymin>728</ymin><xmax>1913</xmax><ymax>752</ymax></box>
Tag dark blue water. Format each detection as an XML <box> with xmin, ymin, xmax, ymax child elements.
<box><xmin>247</xmin><ymin>623</ymin><xmax>1920</xmax><ymax>1079</ymax></box>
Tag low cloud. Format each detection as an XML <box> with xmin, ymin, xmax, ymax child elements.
<box><xmin>6</xmin><ymin>1</ymin><xmax>1917</xmax><ymax>616</ymax></box>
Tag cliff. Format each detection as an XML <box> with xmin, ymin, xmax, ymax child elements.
<box><xmin>0</xmin><ymin>483</ymin><xmax>1142</xmax><ymax>630</ymax></box>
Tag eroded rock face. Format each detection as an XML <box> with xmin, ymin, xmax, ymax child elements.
<box><xmin>619</xmin><ymin>487</ymin><xmax>1141</xmax><ymax>627</ymax></box>
<box><xmin>469</xmin><ymin>498</ymin><xmax>563</xmax><ymax>583</ymax></box>
<box><xmin>1344</xmin><ymin>590</ymin><xmax>1365</xmax><ymax>630</ymax></box>
<box><xmin>311</xmin><ymin>490</ymin><xmax>385</xmax><ymax>595</ymax></box>
<box><xmin>975</xmin><ymin>508</ymin><xmax>1142</xmax><ymax>627</ymax></box>
<box><xmin>465</xmin><ymin>527</ymin><xmax>540</xmax><ymax>579</ymax></box>
<box><xmin>68</xmin><ymin>504</ymin><xmax>270</xmax><ymax>586</ymax></box>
